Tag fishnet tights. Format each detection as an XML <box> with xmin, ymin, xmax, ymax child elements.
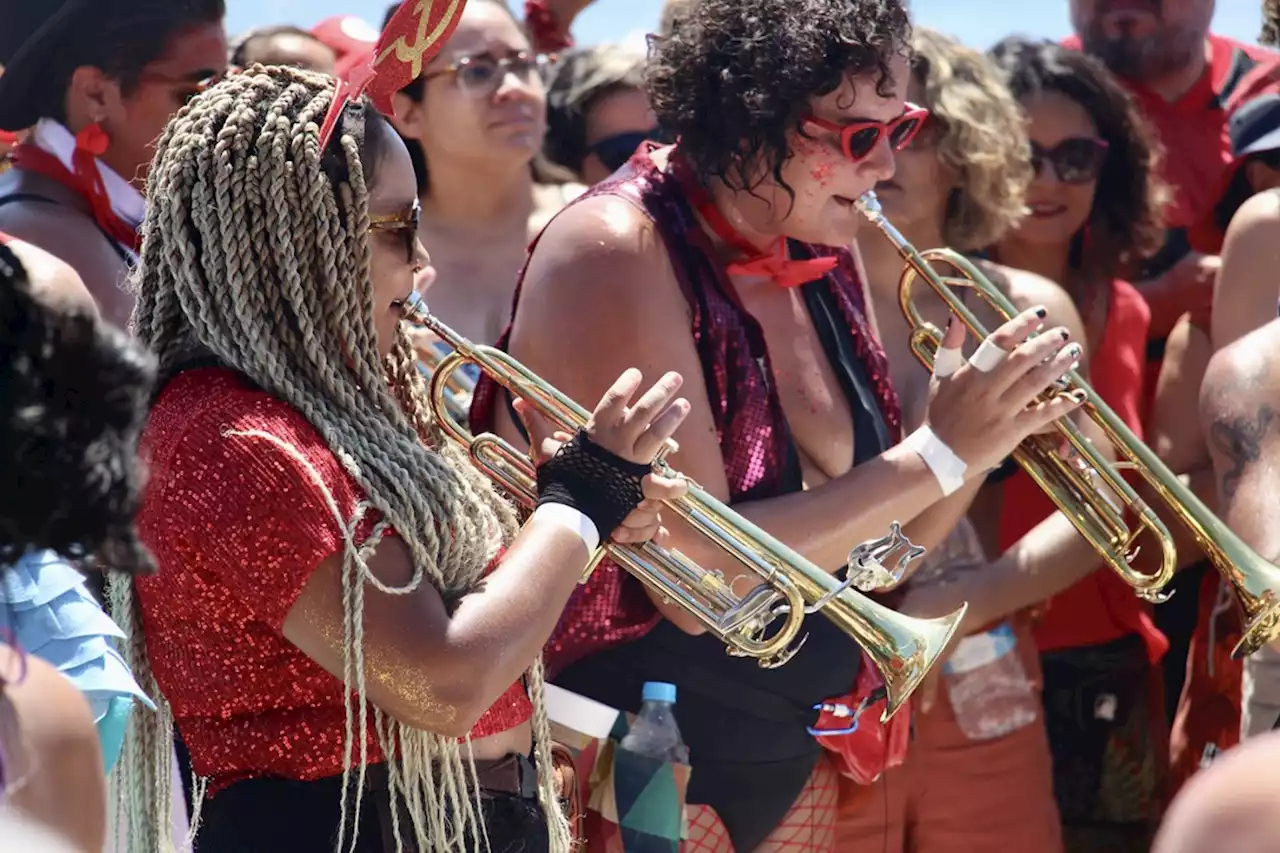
<box><xmin>682</xmin><ymin>755</ymin><xmax>840</xmax><ymax>853</ymax></box>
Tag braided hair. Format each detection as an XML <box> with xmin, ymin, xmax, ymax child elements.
<box><xmin>1265</xmin><ymin>0</ymin><xmax>1280</xmax><ymax>47</ymax></box>
<box><xmin>112</xmin><ymin>65</ymin><xmax>569</xmax><ymax>852</ymax></box>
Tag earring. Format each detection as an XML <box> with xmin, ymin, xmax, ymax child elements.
<box><xmin>74</xmin><ymin>121</ymin><xmax>110</xmax><ymax>158</ymax></box>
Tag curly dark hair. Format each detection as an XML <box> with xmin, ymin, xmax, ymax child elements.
<box><xmin>0</xmin><ymin>243</ymin><xmax>156</xmax><ymax>573</ymax></box>
<box><xmin>988</xmin><ymin>37</ymin><xmax>1168</xmax><ymax>284</ymax></box>
<box><xmin>647</xmin><ymin>0</ymin><xmax>911</xmax><ymax>200</ymax></box>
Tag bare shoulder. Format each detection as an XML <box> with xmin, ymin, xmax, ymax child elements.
<box><xmin>1224</xmin><ymin>187</ymin><xmax>1280</xmax><ymax>245</ymax></box>
<box><xmin>1200</xmin><ymin>320</ymin><xmax>1280</xmax><ymax>422</ymax></box>
<box><xmin>977</xmin><ymin>260</ymin><xmax>1072</xmax><ymax>314</ymax></box>
<box><xmin>0</xmin><ymin>647</ymin><xmax>105</xmax><ymax>852</ymax></box>
<box><xmin>974</xmin><ymin>259</ymin><xmax>1084</xmax><ymax>338</ymax></box>
<box><xmin>523</xmin><ymin>194</ymin><xmax>677</xmax><ymax>314</ymax></box>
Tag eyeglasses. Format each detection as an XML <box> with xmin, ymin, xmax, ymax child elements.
<box><xmin>369</xmin><ymin>200</ymin><xmax>421</xmax><ymax>263</ymax></box>
<box><xmin>589</xmin><ymin>128</ymin><xmax>662</xmax><ymax>174</ymax></box>
<box><xmin>1030</xmin><ymin>138</ymin><xmax>1110</xmax><ymax>185</ymax></box>
<box><xmin>423</xmin><ymin>51</ymin><xmax>556</xmax><ymax>95</ymax></box>
<box><xmin>802</xmin><ymin>105</ymin><xmax>930</xmax><ymax>162</ymax></box>
<box><xmin>138</xmin><ymin>69</ymin><xmax>223</xmax><ymax>105</ymax></box>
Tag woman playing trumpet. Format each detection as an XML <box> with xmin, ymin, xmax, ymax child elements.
<box><xmin>470</xmin><ymin>0</ymin><xmax>1083</xmax><ymax>847</ymax></box>
<box><xmin>112</xmin><ymin>65</ymin><xmax>689</xmax><ymax>853</ymax></box>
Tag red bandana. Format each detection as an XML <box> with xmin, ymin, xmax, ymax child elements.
<box><xmin>10</xmin><ymin>140</ymin><xmax>141</xmax><ymax>254</ymax></box>
<box><xmin>670</xmin><ymin>150</ymin><xmax>837</xmax><ymax>288</ymax></box>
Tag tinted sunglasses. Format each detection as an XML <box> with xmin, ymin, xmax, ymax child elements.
<box><xmin>1030</xmin><ymin>138</ymin><xmax>1110</xmax><ymax>184</ymax></box>
<box><xmin>589</xmin><ymin>128</ymin><xmax>662</xmax><ymax>173</ymax></box>
<box><xmin>369</xmin><ymin>200</ymin><xmax>422</xmax><ymax>263</ymax></box>
<box><xmin>803</xmin><ymin>105</ymin><xmax>930</xmax><ymax>162</ymax></box>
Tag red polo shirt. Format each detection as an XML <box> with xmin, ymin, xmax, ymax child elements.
<box><xmin>1065</xmin><ymin>35</ymin><xmax>1280</xmax><ymax>411</ymax></box>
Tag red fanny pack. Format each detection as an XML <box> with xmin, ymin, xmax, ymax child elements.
<box><xmin>809</xmin><ymin>652</ymin><xmax>911</xmax><ymax>784</ymax></box>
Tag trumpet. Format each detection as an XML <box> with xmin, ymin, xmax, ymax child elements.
<box><xmin>417</xmin><ymin>338</ymin><xmax>475</xmax><ymax>422</ymax></box>
<box><xmin>402</xmin><ymin>291</ymin><xmax>966</xmax><ymax>720</ymax></box>
<box><xmin>856</xmin><ymin>191</ymin><xmax>1280</xmax><ymax>658</ymax></box>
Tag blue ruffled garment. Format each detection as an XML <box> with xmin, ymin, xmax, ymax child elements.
<box><xmin>0</xmin><ymin>551</ymin><xmax>154</xmax><ymax>772</ymax></box>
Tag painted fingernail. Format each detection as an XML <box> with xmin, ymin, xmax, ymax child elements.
<box><xmin>1035</xmin><ymin>307</ymin><xmax>1047</xmax><ymax>318</ymax></box>
<box><xmin>1060</xmin><ymin>330</ymin><xmax>1070</xmax><ymax>340</ymax></box>
<box><xmin>946</xmin><ymin>316</ymin><xmax>954</xmax><ymax>331</ymax></box>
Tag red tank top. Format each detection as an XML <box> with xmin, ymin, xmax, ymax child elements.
<box><xmin>997</xmin><ymin>280</ymin><xmax>1168</xmax><ymax>661</ymax></box>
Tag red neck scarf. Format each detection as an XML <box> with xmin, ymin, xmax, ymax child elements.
<box><xmin>9</xmin><ymin>133</ymin><xmax>141</xmax><ymax>254</ymax></box>
<box><xmin>670</xmin><ymin>151</ymin><xmax>837</xmax><ymax>288</ymax></box>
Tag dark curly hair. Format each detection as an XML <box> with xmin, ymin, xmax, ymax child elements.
<box><xmin>988</xmin><ymin>37</ymin><xmax>1168</xmax><ymax>284</ymax></box>
<box><xmin>647</xmin><ymin>0</ymin><xmax>911</xmax><ymax>201</ymax></box>
<box><xmin>0</xmin><ymin>243</ymin><xmax>156</xmax><ymax>573</ymax></box>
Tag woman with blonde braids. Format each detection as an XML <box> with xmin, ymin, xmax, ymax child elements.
<box><xmin>113</xmin><ymin>64</ymin><xmax>689</xmax><ymax>853</ymax></box>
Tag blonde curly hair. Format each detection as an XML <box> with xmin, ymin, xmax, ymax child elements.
<box><xmin>909</xmin><ymin>27</ymin><xmax>1032</xmax><ymax>252</ymax></box>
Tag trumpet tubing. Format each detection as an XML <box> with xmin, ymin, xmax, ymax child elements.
<box><xmin>856</xmin><ymin>191</ymin><xmax>1280</xmax><ymax>658</ymax></box>
<box><xmin>417</xmin><ymin>337</ymin><xmax>475</xmax><ymax>422</ymax></box>
<box><xmin>403</xmin><ymin>292</ymin><xmax>967</xmax><ymax>720</ymax></box>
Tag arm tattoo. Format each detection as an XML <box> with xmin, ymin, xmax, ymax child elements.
<box><xmin>1209</xmin><ymin>405</ymin><xmax>1277</xmax><ymax>499</ymax></box>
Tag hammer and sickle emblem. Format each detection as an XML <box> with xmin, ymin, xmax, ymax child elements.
<box><xmin>375</xmin><ymin>0</ymin><xmax>463</xmax><ymax>79</ymax></box>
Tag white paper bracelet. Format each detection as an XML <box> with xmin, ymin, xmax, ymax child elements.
<box><xmin>969</xmin><ymin>337</ymin><xmax>1008</xmax><ymax>373</ymax></box>
<box><xmin>900</xmin><ymin>425</ymin><xmax>968</xmax><ymax>496</ymax></box>
<box><xmin>532</xmin><ymin>503</ymin><xmax>602</xmax><ymax>553</ymax></box>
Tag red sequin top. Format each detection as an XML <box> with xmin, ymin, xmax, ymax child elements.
<box><xmin>134</xmin><ymin>368</ymin><xmax>532</xmax><ymax>793</ymax></box>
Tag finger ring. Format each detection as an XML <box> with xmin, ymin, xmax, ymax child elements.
<box><xmin>969</xmin><ymin>336</ymin><xmax>1009</xmax><ymax>373</ymax></box>
<box><xmin>932</xmin><ymin>346</ymin><xmax>964</xmax><ymax>379</ymax></box>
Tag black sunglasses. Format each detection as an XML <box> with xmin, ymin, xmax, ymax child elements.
<box><xmin>589</xmin><ymin>128</ymin><xmax>663</xmax><ymax>174</ymax></box>
<box><xmin>1030</xmin><ymin>138</ymin><xmax>1110</xmax><ymax>185</ymax></box>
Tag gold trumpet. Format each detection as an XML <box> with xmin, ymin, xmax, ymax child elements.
<box><xmin>856</xmin><ymin>191</ymin><xmax>1280</xmax><ymax>658</ymax></box>
<box><xmin>416</xmin><ymin>338</ymin><xmax>475</xmax><ymax>423</ymax></box>
<box><xmin>403</xmin><ymin>292</ymin><xmax>967</xmax><ymax>720</ymax></box>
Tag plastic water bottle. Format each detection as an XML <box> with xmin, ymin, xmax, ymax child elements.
<box><xmin>943</xmin><ymin>622</ymin><xmax>1040</xmax><ymax>741</ymax></box>
<box><xmin>619</xmin><ymin>682</ymin><xmax>690</xmax><ymax>764</ymax></box>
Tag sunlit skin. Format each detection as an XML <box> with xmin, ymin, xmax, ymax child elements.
<box><xmin>704</xmin><ymin>52</ymin><xmax>910</xmax><ymax>251</ymax></box>
<box><xmin>1001</xmin><ymin>92</ymin><xmax>1101</xmax><ymax>266</ymax></box>
<box><xmin>67</xmin><ymin>22</ymin><xmax>228</xmax><ymax>188</ymax></box>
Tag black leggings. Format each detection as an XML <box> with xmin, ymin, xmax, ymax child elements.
<box><xmin>192</xmin><ymin>767</ymin><xmax>549</xmax><ymax>853</ymax></box>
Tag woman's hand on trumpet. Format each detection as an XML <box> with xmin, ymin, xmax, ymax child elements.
<box><xmin>514</xmin><ymin>368</ymin><xmax>691</xmax><ymax>546</ymax></box>
<box><xmin>925</xmin><ymin>306</ymin><xmax>1085</xmax><ymax>475</ymax></box>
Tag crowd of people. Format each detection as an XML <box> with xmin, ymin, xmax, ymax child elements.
<box><xmin>4</xmin><ymin>0</ymin><xmax>1280</xmax><ymax>851</ymax></box>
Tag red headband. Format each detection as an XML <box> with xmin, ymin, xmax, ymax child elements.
<box><xmin>316</xmin><ymin>0</ymin><xmax>468</xmax><ymax>150</ymax></box>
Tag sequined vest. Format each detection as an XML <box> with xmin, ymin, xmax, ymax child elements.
<box><xmin>471</xmin><ymin>143</ymin><xmax>902</xmax><ymax>673</ymax></box>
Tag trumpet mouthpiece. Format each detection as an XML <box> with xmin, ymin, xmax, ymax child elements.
<box><xmin>854</xmin><ymin>193</ymin><xmax>882</xmax><ymax>216</ymax></box>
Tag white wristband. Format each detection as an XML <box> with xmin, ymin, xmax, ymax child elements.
<box><xmin>900</xmin><ymin>425</ymin><xmax>968</xmax><ymax>496</ymax></box>
<box><xmin>532</xmin><ymin>503</ymin><xmax>601</xmax><ymax>553</ymax></box>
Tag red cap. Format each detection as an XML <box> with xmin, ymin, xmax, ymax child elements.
<box><xmin>316</xmin><ymin>0</ymin><xmax>467</xmax><ymax>149</ymax></box>
<box><xmin>1188</xmin><ymin>60</ymin><xmax>1280</xmax><ymax>254</ymax></box>
<box><xmin>310</xmin><ymin>15</ymin><xmax>378</xmax><ymax>60</ymax></box>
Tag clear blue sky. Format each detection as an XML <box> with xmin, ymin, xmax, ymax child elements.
<box><xmin>226</xmin><ymin>1</ymin><xmax>1267</xmax><ymax>52</ymax></box>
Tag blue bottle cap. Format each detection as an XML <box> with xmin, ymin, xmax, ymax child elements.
<box><xmin>642</xmin><ymin>682</ymin><xmax>677</xmax><ymax>704</ymax></box>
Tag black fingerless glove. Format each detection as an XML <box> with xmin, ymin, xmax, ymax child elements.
<box><xmin>536</xmin><ymin>430</ymin><xmax>653</xmax><ymax>539</ymax></box>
